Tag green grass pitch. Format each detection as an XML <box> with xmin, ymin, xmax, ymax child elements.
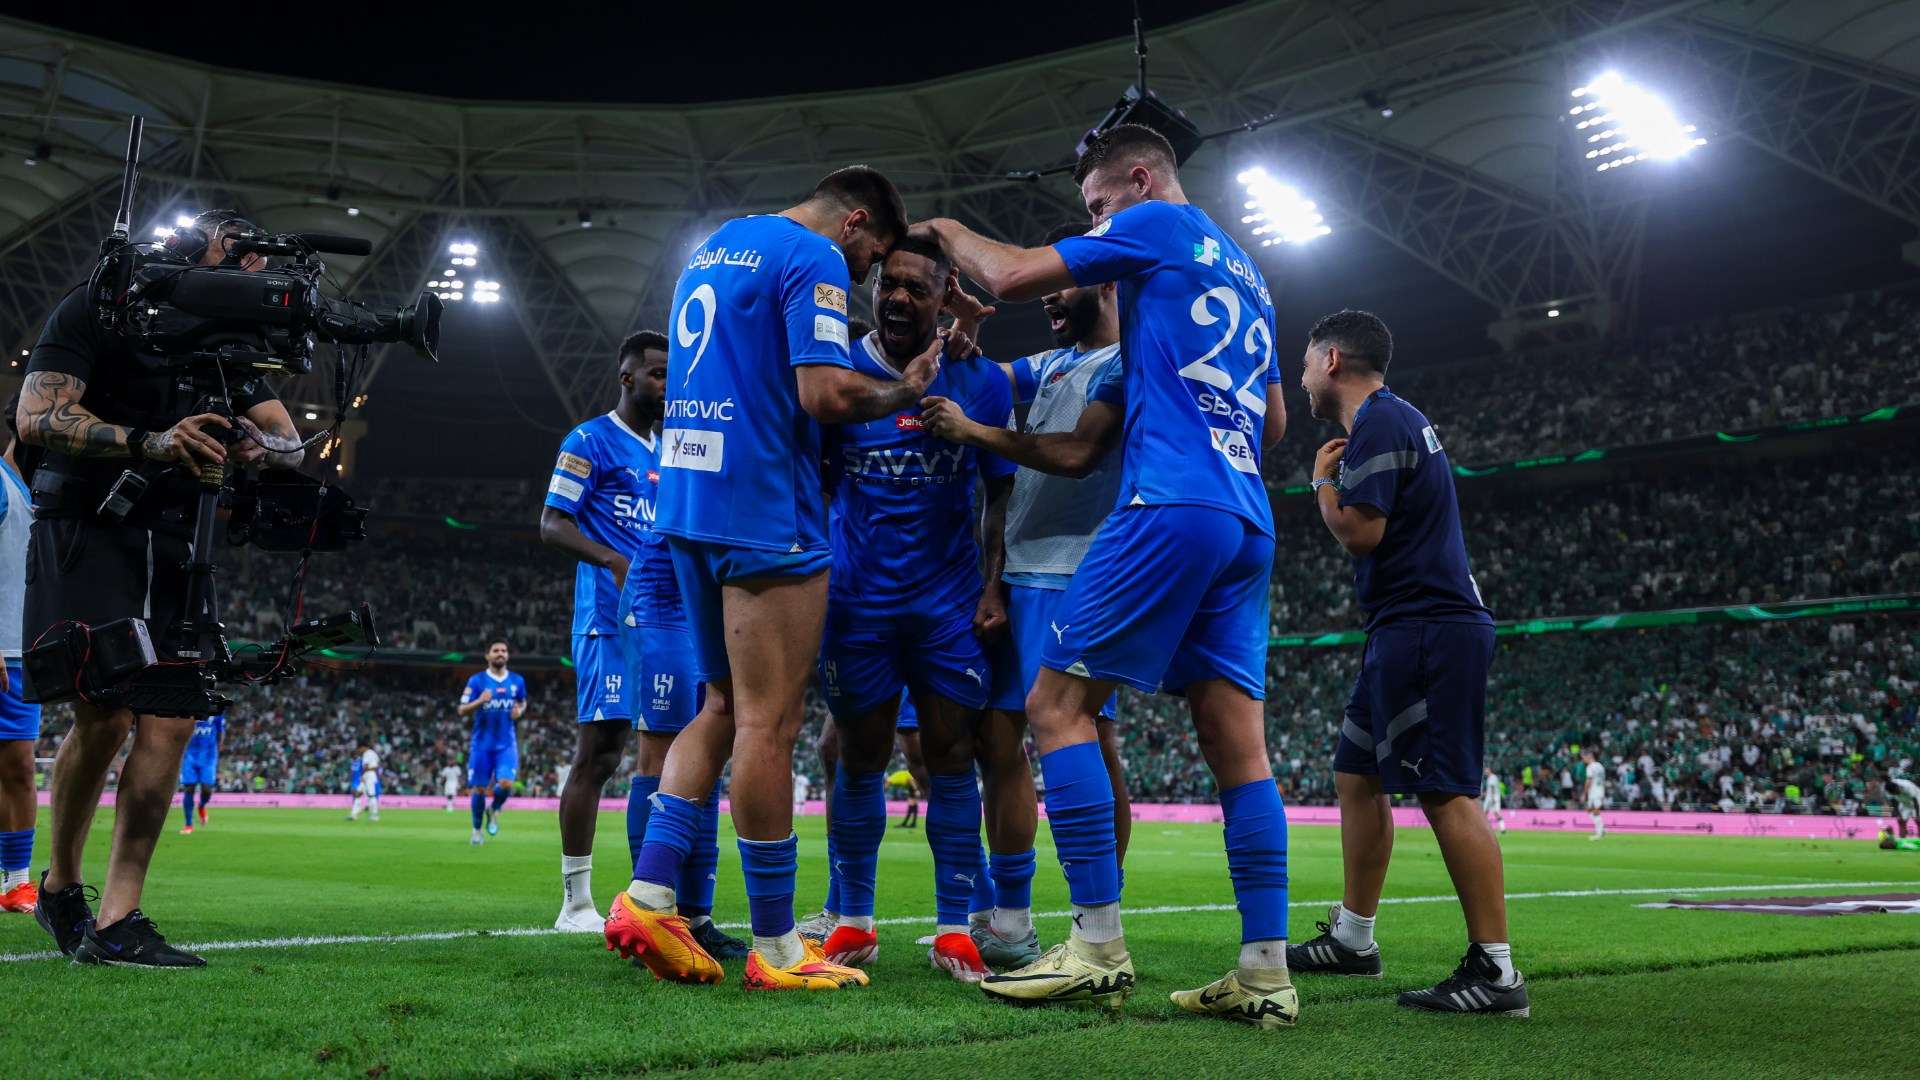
<box><xmin>1</xmin><ymin>807</ymin><xmax>1915</xmax><ymax>1077</ymax></box>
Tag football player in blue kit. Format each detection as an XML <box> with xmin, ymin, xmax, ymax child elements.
<box><xmin>614</xmin><ymin>166</ymin><xmax>950</xmax><ymax>992</ymax></box>
<box><xmin>922</xmin><ymin>229</ymin><xmax>1133</xmax><ymax>971</ymax></box>
<box><xmin>810</xmin><ymin>237</ymin><xmax>1014</xmax><ymax>984</ymax></box>
<box><xmin>177</xmin><ymin>714</ymin><xmax>223</xmax><ymax>834</ymax></box>
<box><xmin>798</xmin><ymin>690</ymin><xmax>930</xmax><ymax>943</ymax></box>
<box><xmin>457</xmin><ymin>642</ymin><xmax>528</xmax><ymax>846</ymax></box>
<box><xmin>918</xmin><ymin>125</ymin><xmax>1297</xmax><ymax>1027</ymax></box>
<box><xmin>1289</xmin><ymin>309</ymin><xmax>1526</xmax><ymax>1017</ymax></box>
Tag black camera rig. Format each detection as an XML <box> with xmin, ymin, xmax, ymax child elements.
<box><xmin>23</xmin><ymin>115</ymin><xmax>438</xmax><ymax>717</ymax></box>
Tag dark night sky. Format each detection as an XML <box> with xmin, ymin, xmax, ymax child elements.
<box><xmin>17</xmin><ymin>3</ymin><xmax>1916</xmax><ymax>480</ymax></box>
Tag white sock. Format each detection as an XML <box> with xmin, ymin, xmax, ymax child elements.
<box><xmin>755</xmin><ymin>930</ymin><xmax>804</xmax><ymax>968</ymax></box>
<box><xmin>991</xmin><ymin>906</ymin><xmax>1033</xmax><ymax>940</ymax></box>
<box><xmin>561</xmin><ymin>855</ymin><xmax>594</xmax><ymax>912</ymax></box>
<box><xmin>1478</xmin><ymin>942</ymin><xmax>1518</xmax><ymax>987</ymax></box>
<box><xmin>836</xmin><ymin>914</ymin><xmax>875</xmax><ymax>932</ymax></box>
<box><xmin>348</xmin><ymin>797</ymin><xmax>362</xmax><ymax>820</ymax></box>
<box><xmin>968</xmin><ymin>908</ymin><xmax>992</xmax><ymax>930</ymax></box>
<box><xmin>1330</xmin><ymin>904</ymin><xmax>1376</xmax><ymax>951</ymax></box>
<box><xmin>368</xmin><ymin>798</ymin><xmax>380</xmax><ymax>817</ymax></box>
<box><xmin>1</xmin><ymin>868</ymin><xmax>28</xmax><ymax>890</ymax></box>
<box><xmin>1069</xmin><ymin>902</ymin><xmax>1123</xmax><ymax>945</ymax></box>
<box><xmin>1237</xmin><ymin>939</ymin><xmax>1291</xmax><ymax>991</ymax></box>
<box><xmin>625</xmin><ymin>878</ymin><xmax>676</xmax><ymax>912</ymax></box>
<box><xmin>935</xmin><ymin>922</ymin><xmax>969</xmax><ymax>937</ymax></box>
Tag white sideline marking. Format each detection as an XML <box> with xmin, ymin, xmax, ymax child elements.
<box><xmin>0</xmin><ymin>879</ymin><xmax>1904</xmax><ymax>964</ymax></box>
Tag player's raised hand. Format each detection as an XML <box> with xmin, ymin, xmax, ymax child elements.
<box><xmin>943</xmin><ymin>272</ymin><xmax>996</xmax><ymax>344</ymax></box>
<box><xmin>903</xmin><ymin>332</ymin><xmax>947</xmax><ymax>394</ymax></box>
<box><xmin>1314</xmin><ymin>438</ymin><xmax>1348</xmax><ymax>481</ymax></box>
<box><xmin>476</xmin><ymin>688</ymin><xmax>494</xmax><ymax>704</ymax></box>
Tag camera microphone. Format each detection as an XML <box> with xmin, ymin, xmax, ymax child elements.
<box><xmin>227</xmin><ymin>230</ymin><xmax>373</xmax><ymax>258</ymax></box>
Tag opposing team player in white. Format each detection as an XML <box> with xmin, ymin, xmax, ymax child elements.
<box><xmin>1482</xmin><ymin>767</ymin><xmax>1506</xmax><ymax>835</ymax></box>
<box><xmin>349</xmin><ymin>743</ymin><xmax>381</xmax><ymax>822</ymax></box>
<box><xmin>1583</xmin><ymin>750</ymin><xmax>1606</xmax><ymax>840</ymax></box>
<box><xmin>441</xmin><ymin>762</ymin><xmax>462</xmax><ymax>812</ymax></box>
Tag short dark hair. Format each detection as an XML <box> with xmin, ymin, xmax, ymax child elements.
<box><xmin>1043</xmin><ymin>222</ymin><xmax>1088</xmax><ymax>246</ymax></box>
<box><xmin>849</xmin><ymin>317</ymin><xmax>874</xmax><ymax>340</ymax></box>
<box><xmin>888</xmin><ymin>233</ymin><xmax>952</xmax><ymax>281</ymax></box>
<box><xmin>486</xmin><ymin>639</ymin><xmax>510</xmax><ymax>652</ymax></box>
<box><xmin>1072</xmin><ymin>123</ymin><xmax>1178</xmax><ymax>186</ymax></box>
<box><xmin>1308</xmin><ymin>309</ymin><xmax>1393</xmax><ymax>375</ymax></box>
<box><xmin>811</xmin><ymin>165</ymin><xmax>908</xmax><ymax>244</ymax></box>
<box><xmin>620</xmin><ymin>330</ymin><xmax>667</xmax><ymax>364</ymax></box>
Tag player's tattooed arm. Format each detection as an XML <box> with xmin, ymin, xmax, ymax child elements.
<box><xmin>916</xmin><ymin>220</ymin><xmax>1074</xmax><ymax>303</ymax></box>
<box><xmin>920</xmin><ymin>396</ymin><xmax>1121</xmax><ymax>479</ymax></box>
<box><xmin>538</xmin><ymin>506</ymin><xmax>632</xmax><ymax>589</ymax></box>
<box><xmin>796</xmin><ymin>328</ymin><xmax>960</xmax><ymax>424</ymax></box>
<box><xmin>974</xmin><ymin>472</ymin><xmax>1013</xmax><ymax>640</ymax></box>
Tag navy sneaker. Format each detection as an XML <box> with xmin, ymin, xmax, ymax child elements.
<box><xmin>33</xmin><ymin>872</ymin><xmax>96</xmax><ymax>958</ymax></box>
<box><xmin>691</xmin><ymin>918</ymin><xmax>750</xmax><ymax>960</ymax></box>
<box><xmin>72</xmin><ymin>910</ymin><xmax>207</xmax><ymax>968</ymax></box>
<box><xmin>1396</xmin><ymin>943</ymin><xmax>1529</xmax><ymax>1017</ymax></box>
<box><xmin>1285</xmin><ymin>907</ymin><xmax>1382</xmax><ymax>976</ymax></box>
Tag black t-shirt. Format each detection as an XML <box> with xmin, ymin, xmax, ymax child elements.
<box><xmin>26</xmin><ymin>287</ymin><xmax>276</xmax><ymax>481</ymax></box>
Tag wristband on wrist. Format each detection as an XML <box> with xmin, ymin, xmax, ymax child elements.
<box><xmin>1311</xmin><ymin>476</ymin><xmax>1341</xmax><ymax>494</ymax></box>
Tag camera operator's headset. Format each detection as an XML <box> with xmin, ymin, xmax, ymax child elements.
<box><xmin>162</xmin><ymin>209</ymin><xmax>256</xmax><ymax>266</ymax></box>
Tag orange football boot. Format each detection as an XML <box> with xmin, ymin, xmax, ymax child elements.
<box><xmin>742</xmin><ymin>937</ymin><xmax>869</xmax><ymax>991</ymax></box>
<box><xmin>0</xmin><ymin>880</ymin><xmax>36</xmax><ymax>913</ymax></box>
<box><xmin>929</xmin><ymin>931</ymin><xmax>990</xmax><ymax>982</ymax></box>
<box><xmin>603</xmin><ymin>892</ymin><xmax>722</xmax><ymax>984</ymax></box>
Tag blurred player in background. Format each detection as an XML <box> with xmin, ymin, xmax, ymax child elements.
<box><xmin>348</xmin><ymin>741</ymin><xmax>381</xmax><ymax>822</ymax></box>
<box><xmin>891</xmin><ymin>698</ymin><xmax>927</xmax><ymax>829</ymax></box>
<box><xmin>1584</xmin><ymin>750</ymin><xmax>1606</xmax><ymax>840</ymax></box>
<box><xmin>811</xmin><ymin>237</ymin><xmax>1014</xmax><ymax>983</ymax></box>
<box><xmin>177</xmin><ymin>714</ymin><xmax>223</xmax><ymax>834</ymax></box>
<box><xmin>0</xmin><ymin>439</ymin><xmax>39</xmax><ymax>913</ymax></box>
<box><xmin>1887</xmin><ymin>770</ymin><xmax>1919</xmax><ymax>837</ymax></box>
<box><xmin>614</xmin><ymin>166</ymin><xmax>933</xmax><ymax>992</ymax></box>
<box><xmin>1289</xmin><ymin>310</ymin><xmax>1524</xmax><ymax>1018</ymax></box>
<box><xmin>458</xmin><ymin>642</ymin><xmax>527</xmax><ymax>844</ymax></box>
<box><xmin>920</xmin><ymin>125</ymin><xmax>1293</xmax><ymax>1025</ymax></box>
<box><xmin>544</xmin><ymin>333</ymin><xmax>659</xmax><ymax>930</ymax></box>
<box><xmin>441</xmin><ymin>761</ymin><xmax>462</xmax><ymax>812</ymax></box>
<box><xmin>1482</xmin><ymin>767</ymin><xmax>1506</xmax><ymax>835</ymax></box>
<box><xmin>601</xmin><ymin>332</ymin><xmax>748</xmax><ymax>957</ymax></box>
<box><xmin>926</xmin><ymin>230</ymin><xmax>1130</xmax><ymax>971</ymax></box>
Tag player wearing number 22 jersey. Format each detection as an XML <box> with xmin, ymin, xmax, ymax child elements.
<box><xmin>922</xmin><ymin>125</ymin><xmax>1294</xmax><ymax>1026</ymax></box>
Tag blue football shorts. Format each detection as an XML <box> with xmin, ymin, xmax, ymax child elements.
<box><xmin>467</xmin><ymin>740</ymin><xmax>519</xmax><ymax>788</ymax></box>
<box><xmin>1333</xmin><ymin>619</ymin><xmax>1494</xmax><ymax>796</ymax></box>
<box><xmin>988</xmin><ymin>583</ymin><xmax>1117</xmax><ymax>719</ymax></box>
<box><xmin>178</xmin><ymin>754</ymin><xmax>217</xmax><ymax>788</ymax></box>
<box><xmin>669</xmin><ymin>537</ymin><xmax>832</xmax><ymax>683</ymax></box>
<box><xmin>1040</xmin><ymin>504</ymin><xmax>1272</xmax><ymax>700</ymax></box>
<box><xmin>573</xmin><ymin>631</ymin><xmax>634</xmax><ymax>723</ymax></box>
<box><xmin>0</xmin><ymin>661</ymin><xmax>41</xmax><ymax>741</ymax></box>
<box><xmin>626</xmin><ymin>617</ymin><xmax>703</xmax><ymax>735</ymax></box>
<box><xmin>818</xmin><ymin>602</ymin><xmax>990</xmax><ymax>719</ymax></box>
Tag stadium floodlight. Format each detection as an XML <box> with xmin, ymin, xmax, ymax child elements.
<box><xmin>303</xmin><ymin>411</ymin><xmax>319</xmax><ymax>421</ymax></box>
<box><xmin>1236</xmin><ymin>167</ymin><xmax>1330</xmax><ymax>247</ymax></box>
<box><xmin>1570</xmin><ymin>72</ymin><xmax>1705</xmax><ymax>172</ymax></box>
<box><xmin>175</xmin><ymin>214</ymin><xmax>195</xmax><ymax>228</ymax></box>
<box><xmin>346</xmin><ymin>206</ymin><xmax>361</xmax><ymax>216</ymax></box>
<box><xmin>448</xmin><ymin>242</ymin><xmax>478</xmax><ymax>256</ymax></box>
<box><xmin>1547</xmin><ymin>308</ymin><xmax>1562</xmax><ymax>318</ymax></box>
<box><xmin>152</xmin><ymin>226</ymin><xmax>173</xmax><ymax>238</ymax></box>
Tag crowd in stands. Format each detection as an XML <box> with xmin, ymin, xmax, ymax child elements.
<box><xmin>1270</xmin><ymin>454</ymin><xmax>1920</xmax><ymax>631</ymax></box>
<box><xmin>1268</xmin><ymin>285</ymin><xmax>1920</xmax><ymax>481</ymax></box>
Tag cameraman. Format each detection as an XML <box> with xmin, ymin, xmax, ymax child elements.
<box><xmin>16</xmin><ymin>209</ymin><xmax>305</xmax><ymax>968</ymax></box>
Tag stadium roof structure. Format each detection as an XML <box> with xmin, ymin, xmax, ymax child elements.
<box><xmin>4</xmin><ymin>0</ymin><xmax>1920</xmax><ymax>424</ymax></box>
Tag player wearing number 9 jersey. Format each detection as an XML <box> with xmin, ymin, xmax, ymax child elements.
<box><xmin>919</xmin><ymin>124</ymin><xmax>1298</xmax><ymax>1027</ymax></box>
<box><xmin>615</xmin><ymin>166</ymin><xmax>949</xmax><ymax>993</ymax></box>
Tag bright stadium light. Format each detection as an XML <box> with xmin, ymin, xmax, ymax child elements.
<box><xmin>1570</xmin><ymin>72</ymin><xmax>1705</xmax><ymax>172</ymax></box>
<box><xmin>175</xmin><ymin>214</ymin><xmax>195</xmax><ymax>228</ymax></box>
<box><xmin>1236</xmin><ymin>167</ymin><xmax>1330</xmax><ymax>247</ymax></box>
<box><xmin>448</xmin><ymin>242</ymin><xmax>478</xmax><ymax>256</ymax></box>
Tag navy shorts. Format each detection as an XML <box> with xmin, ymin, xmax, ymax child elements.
<box><xmin>1041</xmin><ymin>505</ymin><xmax>1271</xmax><ymax>699</ymax></box>
<box><xmin>1333</xmin><ymin>620</ymin><xmax>1494</xmax><ymax>796</ymax></box>
<box><xmin>573</xmin><ymin>632</ymin><xmax>634</xmax><ymax>723</ymax></box>
<box><xmin>987</xmin><ymin>584</ymin><xmax>1116</xmax><ymax>719</ymax></box>
<box><xmin>669</xmin><ymin>537</ymin><xmax>831</xmax><ymax>683</ymax></box>
<box><xmin>0</xmin><ymin>661</ymin><xmax>41</xmax><ymax>741</ymax></box>
<box><xmin>626</xmin><ymin>618</ymin><xmax>702</xmax><ymax>735</ymax></box>
<box><xmin>819</xmin><ymin>602</ymin><xmax>990</xmax><ymax>719</ymax></box>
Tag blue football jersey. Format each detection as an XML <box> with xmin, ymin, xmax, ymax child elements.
<box><xmin>1053</xmin><ymin>200</ymin><xmax>1282</xmax><ymax>535</ymax></box>
<box><xmin>655</xmin><ymin>214</ymin><xmax>855</xmax><ymax>554</ymax></box>
<box><xmin>822</xmin><ymin>333</ymin><xmax>1014</xmax><ymax>615</ymax></box>
<box><xmin>545</xmin><ymin>412</ymin><xmax>657</xmax><ymax>635</ymax></box>
<box><xmin>461</xmin><ymin>669</ymin><xmax>527</xmax><ymax>747</ymax></box>
<box><xmin>1336</xmin><ymin>387</ymin><xmax>1492</xmax><ymax>631</ymax></box>
<box><xmin>185</xmin><ymin>714</ymin><xmax>224</xmax><ymax>758</ymax></box>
